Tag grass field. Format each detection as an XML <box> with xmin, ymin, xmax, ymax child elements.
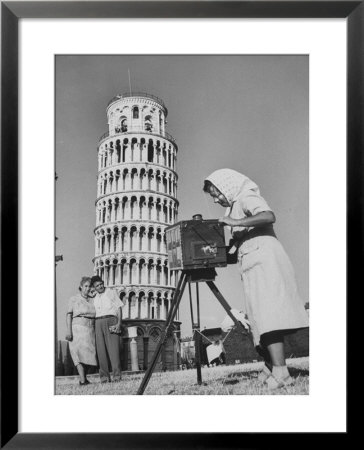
<box><xmin>56</xmin><ymin>357</ymin><xmax>309</xmax><ymax>395</ymax></box>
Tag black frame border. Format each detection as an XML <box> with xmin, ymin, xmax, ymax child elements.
<box><xmin>1</xmin><ymin>1</ymin><xmax>360</xmax><ymax>448</ymax></box>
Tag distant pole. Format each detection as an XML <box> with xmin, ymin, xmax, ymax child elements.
<box><xmin>55</xmin><ymin>254</ymin><xmax>63</xmax><ymax>373</ymax></box>
<box><xmin>128</xmin><ymin>69</ymin><xmax>132</xmax><ymax>95</ymax></box>
<box><xmin>55</xmin><ymin>171</ymin><xmax>63</xmax><ymax>372</ymax></box>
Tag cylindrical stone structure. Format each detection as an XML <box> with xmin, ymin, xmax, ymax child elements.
<box><xmin>93</xmin><ymin>92</ymin><xmax>181</xmax><ymax>371</ymax></box>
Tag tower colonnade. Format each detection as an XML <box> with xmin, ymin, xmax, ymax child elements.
<box><xmin>93</xmin><ymin>254</ymin><xmax>177</xmax><ymax>287</ymax></box>
<box><xmin>96</xmin><ymin>193</ymin><xmax>178</xmax><ymax>227</ymax></box>
<box><xmin>94</xmin><ymin>223</ymin><xmax>170</xmax><ymax>256</ymax></box>
<box><xmin>97</xmin><ymin>165</ymin><xmax>178</xmax><ymax>199</ymax></box>
<box><xmin>98</xmin><ymin>135</ymin><xmax>177</xmax><ymax>172</ymax></box>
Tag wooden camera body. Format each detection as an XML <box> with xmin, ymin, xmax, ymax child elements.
<box><xmin>166</xmin><ymin>215</ymin><xmax>227</xmax><ymax>271</ymax></box>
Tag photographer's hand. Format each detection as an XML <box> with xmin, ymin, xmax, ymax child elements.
<box><xmin>218</xmin><ymin>216</ymin><xmax>237</xmax><ymax>226</ymax></box>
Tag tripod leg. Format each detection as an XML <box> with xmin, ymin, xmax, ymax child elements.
<box><xmin>188</xmin><ymin>281</ymin><xmax>195</xmax><ymax>327</ymax></box>
<box><xmin>188</xmin><ymin>281</ymin><xmax>202</xmax><ymax>384</ymax></box>
<box><xmin>137</xmin><ymin>272</ymin><xmax>187</xmax><ymax>395</ymax></box>
<box><xmin>206</xmin><ymin>281</ymin><xmax>247</xmax><ymax>335</ymax></box>
<box><xmin>194</xmin><ymin>283</ymin><xmax>202</xmax><ymax>384</ymax></box>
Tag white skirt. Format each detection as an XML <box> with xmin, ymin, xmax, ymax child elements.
<box><xmin>238</xmin><ymin>236</ymin><xmax>309</xmax><ymax>346</ymax></box>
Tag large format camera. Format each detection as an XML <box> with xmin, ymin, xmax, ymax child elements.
<box><xmin>165</xmin><ymin>214</ymin><xmax>228</xmax><ymax>271</ymax></box>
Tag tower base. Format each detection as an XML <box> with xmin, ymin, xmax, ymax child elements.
<box><xmin>120</xmin><ymin>319</ymin><xmax>181</xmax><ymax>371</ymax></box>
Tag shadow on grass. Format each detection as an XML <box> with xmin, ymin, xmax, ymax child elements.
<box><xmin>220</xmin><ymin>367</ymin><xmax>309</xmax><ymax>385</ymax></box>
<box><xmin>220</xmin><ymin>370</ymin><xmax>256</xmax><ymax>385</ymax></box>
<box><xmin>288</xmin><ymin>367</ymin><xmax>309</xmax><ymax>378</ymax></box>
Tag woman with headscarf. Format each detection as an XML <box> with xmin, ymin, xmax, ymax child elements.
<box><xmin>65</xmin><ymin>276</ymin><xmax>97</xmax><ymax>385</ymax></box>
<box><xmin>203</xmin><ymin>168</ymin><xmax>309</xmax><ymax>390</ymax></box>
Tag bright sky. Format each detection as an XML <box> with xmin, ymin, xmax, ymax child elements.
<box><xmin>56</xmin><ymin>55</ymin><xmax>308</xmax><ymax>338</ymax></box>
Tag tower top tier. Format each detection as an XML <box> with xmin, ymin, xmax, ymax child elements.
<box><xmin>106</xmin><ymin>92</ymin><xmax>170</xmax><ymax>138</ymax></box>
<box><xmin>107</xmin><ymin>92</ymin><xmax>168</xmax><ymax>116</ymax></box>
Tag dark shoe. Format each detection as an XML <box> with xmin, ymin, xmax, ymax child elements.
<box><xmin>79</xmin><ymin>379</ymin><xmax>90</xmax><ymax>386</ymax></box>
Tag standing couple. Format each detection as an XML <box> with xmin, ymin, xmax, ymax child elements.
<box><xmin>66</xmin><ymin>275</ymin><xmax>125</xmax><ymax>385</ymax></box>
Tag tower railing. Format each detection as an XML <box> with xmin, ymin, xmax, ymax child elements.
<box><xmin>98</xmin><ymin>129</ymin><xmax>177</xmax><ymax>146</ymax></box>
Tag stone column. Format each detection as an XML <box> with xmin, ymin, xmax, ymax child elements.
<box><xmin>141</xmin><ymin>199</ymin><xmax>148</xmax><ymax>221</ymax></box>
<box><xmin>130</xmin><ymin>295</ymin><xmax>138</xmax><ymax>319</ymax></box>
<box><xmin>123</xmin><ymin>262</ymin><xmax>129</xmax><ymax>287</ymax></box>
<box><xmin>116</xmin><ymin>262</ymin><xmax>121</xmax><ymax>285</ymax></box>
<box><xmin>140</xmin><ymin>296</ymin><xmax>148</xmax><ymax>318</ymax></box>
<box><xmin>143</xmin><ymin>262</ymin><xmax>148</xmax><ymax>284</ymax></box>
<box><xmin>109</xmin><ymin>264</ymin><xmax>114</xmax><ymax>286</ymax></box>
<box><xmin>130</xmin><ymin>337</ymin><xmax>139</xmax><ymax>371</ymax></box>
<box><xmin>110</xmin><ymin>232</ymin><xmax>114</xmax><ymax>253</ymax></box>
<box><xmin>152</xmin><ymin>173</ymin><xmax>158</xmax><ymax>191</ymax></box>
<box><xmin>140</xmin><ymin>142</ymin><xmax>145</xmax><ymax>162</ymax></box>
<box><xmin>113</xmin><ymin>201</ymin><xmax>118</xmax><ymax>221</ymax></box>
<box><xmin>147</xmin><ymin>201</ymin><xmax>153</xmax><ymax>221</ymax></box>
<box><xmin>134</xmin><ymin>141</ymin><xmax>140</xmax><ymax>162</ymax></box>
<box><xmin>124</xmin><ymin>200</ymin><xmax>130</xmax><ymax>220</ymax></box>
<box><xmin>125</xmin><ymin>142</ymin><xmax>131</xmax><ymax>163</ymax></box>
<box><xmin>162</xmin><ymin>231</ymin><xmax>167</xmax><ymax>253</ymax></box>
<box><xmin>115</xmin><ymin>174</ymin><xmax>120</xmax><ymax>193</ymax></box>
<box><xmin>118</xmin><ymin>229</ymin><xmax>123</xmax><ymax>252</ymax></box>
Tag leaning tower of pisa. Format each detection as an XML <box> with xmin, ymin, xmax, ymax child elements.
<box><xmin>93</xmin><ymin>92</ymin><xmax>180</xmax><ymax>371</ymax></box>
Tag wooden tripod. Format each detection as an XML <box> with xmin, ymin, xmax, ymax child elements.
<box><xmin>137</xmin><ymin>268</ymin><xmax>248</xmax><ymax>395</ymax></box>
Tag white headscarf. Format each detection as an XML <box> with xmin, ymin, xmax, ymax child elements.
<box><xmin>204</xmin><ymin>169</ymin><xmax>260</xmax><ymax>205</ymax></box>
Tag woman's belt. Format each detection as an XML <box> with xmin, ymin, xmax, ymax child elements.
<box><xmin>95</xmin><ymin>315</ymin><xmax>116</xmax><ymax>320</ymax></box>
<box><xmin>72</xmin><ymin>316</ymin><xmax>95</xmax><ymax>327</ymax></box>
<box><xmin>239</xmin><ymin>225</ymin><xmax>277</xmax><ymax>243</ymax></box>
<box><xmin>227</xmin><ymin>226</ymin><xmax>277</xmax><ymax>264</ymax></box>
<box><xmin>73</xmin><ymin>315</ymin><xmax>95</xmax><ymax>320</ymax></box>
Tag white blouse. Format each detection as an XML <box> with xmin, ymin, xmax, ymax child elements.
<box><xmin>93</xmin><ymin>288</ymin><xmax>125</xmax><ymax>318</ymax></box>
<box><xmin>228</xmin><ymin>189</ymin><xmax>273</xmax><ymax>236</ymax></box>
